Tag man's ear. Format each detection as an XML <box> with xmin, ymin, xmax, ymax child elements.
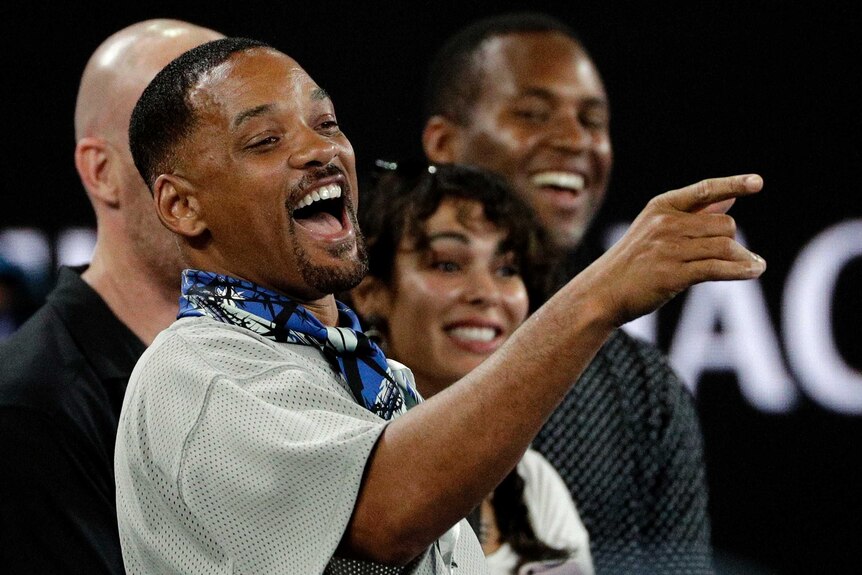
<box><xmin>74</xmin><ymin>137</ymin><xmax>120</xmax><ymax>207</ymax></box>
<box><xmin>422</xmin><ymin>115</ymin><xmax>461</xmax><ymax>164</ymax></box>
<box><xmin>153</xmin><ymin>174</ymin><xmax>207</xmax><ymax>238</ymax></box>
<box><xmin>350</xmin><ymin>275</ymin><xmax>392</xmax><ymax>322</ymax></box>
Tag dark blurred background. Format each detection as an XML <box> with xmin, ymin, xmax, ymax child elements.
<box><xmin>1</xmin><ymin>1</ymin><xmax>859</xmax><ymax>573</ymax></box>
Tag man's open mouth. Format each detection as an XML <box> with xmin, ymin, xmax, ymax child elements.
<box><xmin>292</xmin><ymin>183</ymin><xmax>346</xmax><ymax>234</ymax></box>
<box><xmin>530</xmin><ymin>171</ymin><xmax>585</xmax><ymax>192</ymax></box>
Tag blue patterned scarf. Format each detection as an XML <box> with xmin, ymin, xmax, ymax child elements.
<box><xmin>177</xmin><ymin>269</ymin><xmax>419</xmax><ymax>420</ymax></box>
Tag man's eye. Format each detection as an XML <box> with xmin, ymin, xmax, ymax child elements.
<box><xmin>581</xmin><ymin>110</ymin><xmax>609</xmax><ymax>129</ymax></box>
<box><xmin>248</xmin><ymin>136</ymin><xmax>279</xmax><ymax>148</ymax></box>
<box><xmin>319</xmin><ymin>120</ymin><xmax>340</xmax><ymax>132</ymax></box>
<box><xmin>513</xmin><ymin>109</ymin><xmax>550</xmax><ymax>122</ymax></box>
<box><xmin>432</xmin><ymin>261</ymin><xmax>460</xmax><ymax>273</ymax></box>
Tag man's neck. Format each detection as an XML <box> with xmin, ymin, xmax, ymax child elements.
<box><xmin>301</xmin><ymin>296</ymin><xmax>340</xmax><ymax>327</ymax></box>
<box><xmin>82</xmin><ymin>242</ymin><xmax>180</xmax><ymax>346</ymax></box>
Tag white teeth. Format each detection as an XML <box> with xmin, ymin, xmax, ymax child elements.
<box><xmin>296</xmin><ymin>183</ymin><xmax>342</xmax><ymax>210</ymax></box>
<box><xmin>448</xmin><ymin>327</ymin><xmax>497</xmax><ymax>343</ymax></box>
<box><xmin>531</xmin><ymin>171</ymin><xmax>585</xmax><ymax>191</ymax></box>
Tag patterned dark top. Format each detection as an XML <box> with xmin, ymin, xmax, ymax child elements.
<box><xmin>534</xmin><ymin>329</ymin><xmax>712</xmax><ymax>574</ymax></box>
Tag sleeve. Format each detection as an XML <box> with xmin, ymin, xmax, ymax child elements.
<box><xmin>519</xmin><ymin>450</ymin><xmax>594</xmax><ymax>575</ymax></box>
<box><xmin>177</xmin><ymin>370</ymin><xmax>389</xmax><ymax>574</ymax></box>
<box><xmin>0</xmin><ymin>407</ymin><xmax>125</xmax><ymax>575</ymax></box>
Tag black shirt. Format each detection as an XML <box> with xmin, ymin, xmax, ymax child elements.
<box><xmin>0</xmin><ymin>267</ymin><xmax>145</xmax><ymax>574</ymax></box>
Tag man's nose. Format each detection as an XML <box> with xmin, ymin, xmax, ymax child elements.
<box><xmin>288</xmin><ymin>127</ymin><xmax>338</xmax><ymax>168</ymax></box>
<box><xmin>547</xmin><ymin>110</ymin><xmax>592</xmax><ymax>152</ymax></box>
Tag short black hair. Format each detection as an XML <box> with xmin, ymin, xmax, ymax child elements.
<box><xmin>129</xmin><ymin>37</ymin><xmax>271</xmax><ymax>191</ymax></box>
<box><xmin>424</xmin><ymin>12</ymin><xmax>582</xmax><ymax>124</ymax></box>
<box><xmin>360</xmin><ymin>161</ymin><xmax>550</xmax><ymax>304</ymax></box>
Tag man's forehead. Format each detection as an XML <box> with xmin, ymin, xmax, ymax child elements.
<box><xmin>476</xmin><ymin>32</ymin><xmax>605</xmax><ymax>98</ymax></box>
<box><xmin>199</xmin><ymin>48</ymin><xmax>306</xmax><ymax>90</ymax></box>
<box><xmin>188</xmin><ymin>48</ymin><xmax>323</xmax><ymax>118</ymax></box>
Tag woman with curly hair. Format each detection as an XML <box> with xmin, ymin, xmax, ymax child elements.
<box><xmin>350</xmin><ymin>161</ymin><xmax>593</xmax><ymax>575</ymax></box>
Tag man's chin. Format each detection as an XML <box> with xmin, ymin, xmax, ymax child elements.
<box><xmin>302</xmin><ymin>256</ymin><xmax>368</xmax><ymax>296</ymax></box>
<box><xmin>555</xmin><ymin>232</ymin><xmax>582</xmax><ymax>250</ymax></box>
<box><xmin>532</xmin><ymin>213</ymin><xmax>578</xmax><ymax>248</ymax></box>
<box><xmin>294</xmin><ymin>226</ymin><xmax>368</xmax><ymax>295</ymax></box>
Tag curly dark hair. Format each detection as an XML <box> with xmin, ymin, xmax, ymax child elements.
<box><xmin>357</xmin><ymin>161</ymin><xmax>569</xmax><ymax>567</ymax></box>
<box><xmin>359</xmin><ymin>161</ymin><xmax>551</xmax><ymax>306</ymax></box>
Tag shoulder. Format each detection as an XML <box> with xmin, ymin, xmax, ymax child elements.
<box><xmin>148</xmin><ymin>317</ymin><xmax>323</xmax><ymax>376</ymax></box>
<box><xmin>601</xmin><ymin>329</ymin><xmax>671</xmax><ymax>367</ymax></box>
<box><xmin>518</xmin><ymin>448</ymin><xmax>558</xmax><ymax>476</ymax></box>
<box><xmin>0</xmin><ymin>301</ymin><xmax>79</xmax><ymax>410</ymax></box>
<box><xmin>0</xmin><ymin>298</ymin><xmax>117</xmax><ymax>456</ymax></box>
<box><xmin>518</xmin><ymin>449</ymin><xmax>570</xmax><ymax>493</ymax></box>
<box><xmin>594</xmin><ymin>329</ymin><xmax>686</xmax><ymax>393</ymax></box>
<box><xmin>133</xmin><ymin>318</ymin><xmax>339</xmax><ymax>402</ymax></box>
<box><xmin>0</xmin><ymin>268</ymin><xmax>140</xmax><ymax>412</ymax></box>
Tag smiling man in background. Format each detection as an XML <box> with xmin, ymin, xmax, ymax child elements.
<box><xmin>423</xmin><ymin>12</ymin><xmax>715</xmax><ymax>573</ymax></box>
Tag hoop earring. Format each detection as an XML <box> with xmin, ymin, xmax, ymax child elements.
<box><xmin>363</xmin><ymin>315</ymin><xmax>388</xmax><ymax>349</ymax></box>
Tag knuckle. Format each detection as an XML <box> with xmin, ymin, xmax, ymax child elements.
<box><xmin>645</xmin><ymin>195</ymin><xmax>663</xmax><ymax>211</ymax></box>
<box><xmin>718</xmin><ymin>236</ymin><xmax>737</xmax><ymax>258</ymax></box>
<box><xmin>712</xmin><ymin>214</ymin><xmax>736</xmax><ymax>237</ymax></box>
<box><xmin>651</xmin><ymin>212</ymin><xmax>676</xmax><ymax>230</ymax></box>
<box><xmin>700</xmin><ymin>260</ymin><xmax>722</xmax><ymax>281</ymax></box>
<box><xmin>696</xmin><ymin>179</ymin><xmax>716</xmax><ymax>203</ymax></box>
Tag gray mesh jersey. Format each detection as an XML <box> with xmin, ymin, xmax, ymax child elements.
<box><xmin>533</xmin><ymin>329</ymin><xmax>712</xmax><ymax>574</ymax></box>
<box><xmin>115</xmin><ymin>317</ymin><xmax>488</xmax><ymax>575</ymax></box>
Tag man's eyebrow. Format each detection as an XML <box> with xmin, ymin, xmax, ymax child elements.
<box><xmin>518</xmin><ymin>87</ymin><xmax>608</xmax><ymax>107</ymax></box>
<box><xmin>232</xmin><ymin>103</ymin><xmax>274</xmax><ymax>129</ymax></box>
<box><xmin>518</xmin><ymin>87</ymin><xmax>556</xmax><ymax>101</ymax></box>
<box><xmin>311</xmin><ymin>87</ymin><xmax>330</xmax><ymax>101</ymax></box>
<box><xmin>427</xmin><ymin>231</ymin><xmax>469</xmax><ymax>245</ymax></box>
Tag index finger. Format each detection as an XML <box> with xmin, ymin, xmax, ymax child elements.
<box><xmin>662</xmin><ymin>174</ymin><xmax>763</xmax><ymax>213</ymax></box>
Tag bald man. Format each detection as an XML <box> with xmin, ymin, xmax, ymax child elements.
<box><xmin>0</xmin><ymin>20</ymin><xmax>222</xmax><ymax>574</ymax></box>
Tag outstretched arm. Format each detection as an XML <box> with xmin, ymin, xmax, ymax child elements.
<box><xmin>341</xmin><ymin>174</ymin><xmax>766</xmax><ymax>564</ymax></box>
